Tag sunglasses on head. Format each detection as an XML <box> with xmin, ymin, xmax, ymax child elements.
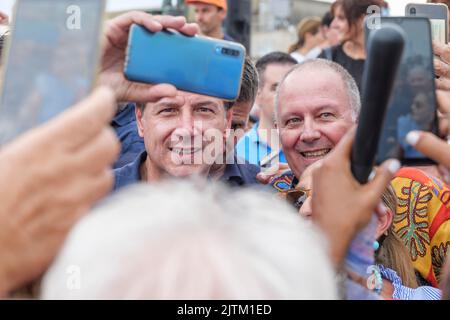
<box><xmin>284</xmin><ymin>189</ymin><xmax>312</xmax><ymax>210</ymax></box>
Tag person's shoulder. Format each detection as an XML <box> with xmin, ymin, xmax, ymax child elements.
<box><xmin>290</xmin><ymin>51</ymin><xmax>304</xmax><ymax>63</ymax></box>
<box><xmin>111</xmin><ymin>103</ymin><xmax>136</xmax><ymax>127</ymax></box>
<box><xmin>113</xmin><ymin>151</ymin><xmax>146</xmax><ymax>192</ymax></box>
<box><xmin>318</xmin><ymin>45</ymin><xmax>341</xmax><ymax>60</ymax></box>
<box><xmin>223</xmin><ymin>33</ymin><xmax>236</xmax><ymax>42</ymax></box>
<box><xmin>240</xmin><ymin>161</ymin><xmax>260</xmax><ymax>175</ymax></box>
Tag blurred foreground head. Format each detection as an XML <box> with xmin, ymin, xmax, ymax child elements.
<box><xmin>41</xmin><ymin>181</ymin><xmax>336</xmax><ymax>299</ymax></box>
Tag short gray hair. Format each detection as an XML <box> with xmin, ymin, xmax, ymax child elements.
<box><xmin>41</xmin><ymin>181</ymin><xmax>337</xmax><ymax>299</ymax></box>
<box><xmin>275</xmin><ymin>59</ymin><xmax>361</xmax><ymax>122</ymax></box>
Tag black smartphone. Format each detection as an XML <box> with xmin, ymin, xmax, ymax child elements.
<box><xmin>365</xmin><ymin>17</ymin><xmax>439</xmax><ymax>166</ymax></box>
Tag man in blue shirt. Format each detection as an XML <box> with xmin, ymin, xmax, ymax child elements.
<box><xmin>236</xmin><ymin>52</ymin><xmax>297</xmax><ymax>169</ymax></box>
<box><xmin>113</xmin><ymin>89</ymin><xmax>260</xmax><ymax>191</ymax></box>
<box><xmin>113</xmin><ymin>56</ymin><xmax>261</xmax><ymax>189</ymax></box>
<box><xmin>111</xmin><ymin>103</ymin><xmax>145</xmax><ymax>169</ymax></box>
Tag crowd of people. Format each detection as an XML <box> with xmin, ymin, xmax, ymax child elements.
<box><xmin>1</xmin><ymin>0</ymin><xmax>450</xmax><ymax>300</ymax></box>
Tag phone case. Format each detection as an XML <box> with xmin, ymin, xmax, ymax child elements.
<box><xmin>405</xmin><ymin>3</ymin><xmax>449</xmax><ymax>44</ymax></box>
<box><xmin>124</xmin><ymin>24</ymin><xmax>245</xmax><ymax>101</ymax></box>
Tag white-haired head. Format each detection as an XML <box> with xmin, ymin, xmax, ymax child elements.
<box><xmin>275</xmin><ymin>58</ymin><xmax>361</xmax><ymax>122</ymax></box>
<box><xmin>41</xmin><ymin>181</ymin><xmax>337</xmax><ymax>299</ymax></box>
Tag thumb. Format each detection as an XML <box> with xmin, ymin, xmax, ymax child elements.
<box><xmin>406</xmin><ymin>130</ymin><xmax>450</xmax><ymax>168</ymax></box>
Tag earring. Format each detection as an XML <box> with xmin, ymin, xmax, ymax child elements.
<box><xmin>373</xmin><ymin>240</ymin><xmax>380</xmax><ymax>251</ymax></box>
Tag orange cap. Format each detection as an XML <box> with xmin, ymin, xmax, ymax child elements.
<box><xmin>185</xmin><ymin>0</ymin><xmax>228</xmax><ymax>11</ymax></box>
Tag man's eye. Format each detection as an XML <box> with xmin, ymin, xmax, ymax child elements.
<box><xmin>232</xmin><ymin>123</ymin><xmax>244</xmax><ymax>130</ymax></box>
<box><xmin>197</xmin><ymin>107</ymin><xmax>213</xmax><ymax>114</ymax></box>
<box><xmin>159</xmin><ymin>108</ymin><xmax>177</xmax><ymax>115</ymax></box>
<box><xmin>286</xmin><ymin>118</ymin><xmax>301</xmax><ymax>126</ymax></box>
<box><xmin>319</xmin><ymin>112</ymin><xmax>334</xmax><ymax>119</ymax></box>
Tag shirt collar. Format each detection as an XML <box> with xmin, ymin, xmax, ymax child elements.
<box><xmin>221</xmin><ymin>161</ymin><xmax>245</xmax><ymax>186</ymax></box>
<box><xmin>249</xmin><ymin>122</ymin><xmax>270</xmax><ymax>148</ymax></box>
<box><xmin>114</xmin><ymin>150</ymin><xmax>147</xmax><ymax>191</ymax></box>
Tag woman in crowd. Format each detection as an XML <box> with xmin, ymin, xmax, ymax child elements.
<box><xmin>319</xmin><ymin>0</ymin><xmax>384</xmax><ymax>90</ymax></box>
<box><xmin>287</xmin><ymin>160</ymin><xmax>441</xmax><ymax>299</ymax></box>
<box><xmin>288</xmin><ymin>16</ymin><xmax>324</xmax><ymax>63</ymax></box>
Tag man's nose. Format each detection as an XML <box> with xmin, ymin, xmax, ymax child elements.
<box><xmin>300</xmin><ymin>118</ymin><xmax>321</xmax><ymax>143</ymax></box>
<box><xmin>173</xmin><ymin>111</ymin><xmax>202</xmax><ymax>141</ymax></box>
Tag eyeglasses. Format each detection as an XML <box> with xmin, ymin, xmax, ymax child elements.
<box><xmin>283</xmin><ymin>189</ymin><xmax>312</xmax><ymax>210</ymax></box>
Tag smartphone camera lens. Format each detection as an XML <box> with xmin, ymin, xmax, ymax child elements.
<box><xmin>410</xmin><ymin>7</ymin><xmax>416</xmax><ymax>16</ymax></box>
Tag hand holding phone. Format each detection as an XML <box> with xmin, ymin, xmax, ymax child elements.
<box><xmin>99</xmin><ymin>13</ymin><xmax>199</xmax><ymax>104</ymax></box>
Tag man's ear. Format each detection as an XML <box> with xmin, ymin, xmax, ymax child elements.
<box><xmin>225</xmin><ymin>108</ymin><xmax>234</xmax><ymax>130</ymax></box>
<box><xmin>135</xmin><ymin>105</ymin><xmax>145</xmax><ymax>138</ymax></box>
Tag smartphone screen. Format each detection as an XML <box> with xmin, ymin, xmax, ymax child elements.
<box><xmin>370</xmin><ymin>18</ymin><xmax>439</xmax><ymax>165</ymax></box>
<box><xmin>0</xmin><ymin>0</ymin><xmax>105</xmax><ymax>145</ymax></box>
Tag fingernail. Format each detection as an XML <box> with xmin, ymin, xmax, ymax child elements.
<box><xmin>406</xmin><ymin>131</ymin><xmax>420</xmax><ymax>146</ymax></box>
<box><xmin>368</xmin><ymin>169</ymin><xmax>376</xmax><ymax>181</ymax></box>
<box><xmin>387</xmin><ymin>159</ymin><xmax>401</xmax><ymax>174</ymax></box>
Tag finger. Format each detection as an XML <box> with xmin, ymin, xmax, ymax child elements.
<box><xmin>256</xmin><ymin>173</ymin><xmax>271</xmax><ymax>185</ymax></box>
<box><xmin>126</xmin><ymin>83</ymin><xmax>178</xmax><ymax>103</ymax></box>
<box><xmin>436</xmin><ymin>77</ymin><xmax>450</xmax><ymax>91</ymax></box>
<box><xmin>178</xmin><ymin>23</ymin><xmax>200</xmax><ymax>36</ymax></box>
<box><xmin>433</xmin><ymin>41</ymin><xmax>450</xmax><ymax>63</ymax></box>
<box><xmin>152</xmin><ymin>15</ymin><xmax>190</xmax><ymax>32</ymax></box>
<box><xmin>434</xmin><ymin>58</ymin><xmax>450</xmax><ymax>78</ymax></box>
<box><xmin>72</xmin><ymin>127</ymin><xmax>120</xmax><ymax>174</ymax></box>
<box><xmin>57</xmin><ymin>168</ymin><xmax>114</xmax><ymax>210</ymax></box>
<box><xmin>109</xmin><ymin>11</ymin><xmax>164</xmax><ymax>33</ymax></box>
<box><xmin>42</xmin><ymin>87</ymin><xmax>117</xmax><ymax>150</ymax></box>
<box><xmin>365</xmin><ymin>159</ymin><xmax>400</xmax><ymax>204</ymax></box>
<box><xmin>78</xmin><ymin>169</ymin><xmax>115</xmax><ymax>208</ymax></box>
<box><xmin>437</xmin><ymin>90</ymin><xmax>450</xmax><ymax>115</ymax></box>
<box><xmin>433</xmin><ymin>41</ymin><xmax>445</xmax><ymax>57</ymax></box>
<box><xmin>406</xmin><ymin>130</ymin><xmax>450</xmax><ymax>168</ymax></box>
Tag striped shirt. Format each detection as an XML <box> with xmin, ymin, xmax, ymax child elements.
<box><xmin>379</xmin><ymin>265</ymin><xmax>442</xmax><ymax>300</ymax></box>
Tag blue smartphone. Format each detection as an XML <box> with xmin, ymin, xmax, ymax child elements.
<box><xmin>124</xmin><ymin>24</ymin><xmax>245</xmax><ymax>101</ymax></box>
